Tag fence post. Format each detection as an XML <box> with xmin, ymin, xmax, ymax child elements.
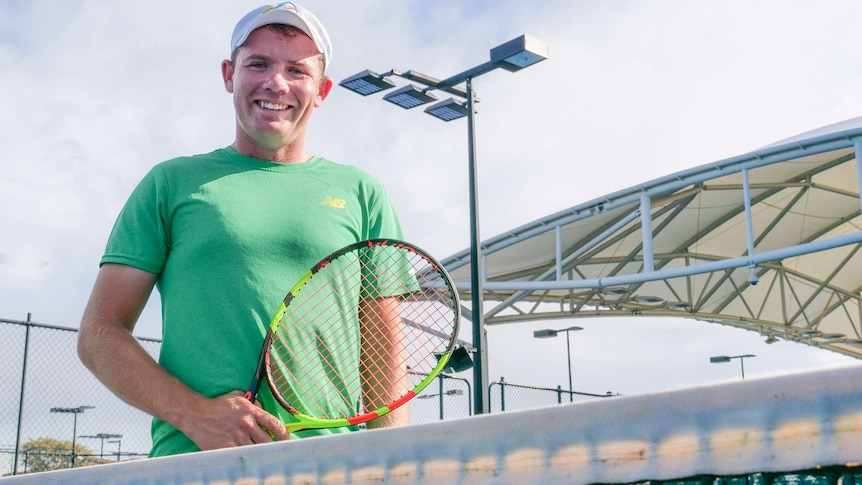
<box><xmin>556</xmin><ymin>385</ymin><xmax>563</xmax><ymax>404</ymax></box>
<box><xmin>13</xmin><ymin>313</ymin><xmax>33</xmax><ymax>476</ymax></box>
<box><xmin>465</xmin><ymin>378</ymin><xmax>473</xmax><ymax>416</ymax></box>
<box><xmin>499</xmin><ymin>377</ymin><xmax>506</xmax><ymax>412</ymax></box>
<box><xmin>437</xmin><ymin>374</ymin><xmax>444</xmax><ymax>420</ymax></box>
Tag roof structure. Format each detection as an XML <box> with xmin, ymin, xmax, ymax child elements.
<box><xmin>441</xmin><ymin>116</ymin><xmax>862</xmax><ymax>360</ymax></box>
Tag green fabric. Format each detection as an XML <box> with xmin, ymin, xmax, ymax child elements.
<box><xmin>101</xmin><ymin>147</ymin><xmax>403</xmax><ymax>457</ymax></box>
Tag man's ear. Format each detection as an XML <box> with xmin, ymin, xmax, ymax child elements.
<box><xmin>315</xmin><ymin>77</ymin><xmax>334</xmax><ymax>106</ymax></box>
<box><xmin>221</xmin><ymin>60</ymin><xmax>235</xmax><ymax>93</ymax></box>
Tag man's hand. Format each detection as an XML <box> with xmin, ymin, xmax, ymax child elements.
<box><xmin>178</xmin><ymin>391</ymin><xmax>290</xmax><ymax>450</ymax></box>
<box><xmin>79</xmin><ymin>264</ymin><xmax>291</xmax><ymax>451</ymax></box>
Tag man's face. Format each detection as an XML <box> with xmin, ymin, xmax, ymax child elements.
<box><xmin>222</xmin><ymin>26</ymin><xmax>332</xmax><ymax>154</ymax></box>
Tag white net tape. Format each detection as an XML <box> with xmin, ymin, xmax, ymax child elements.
<box><xmin>3</xmin><ymin>365</ymin><xmax>860</xmax><ymax>484</ymax></box>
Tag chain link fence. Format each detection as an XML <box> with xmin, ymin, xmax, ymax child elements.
<box><xmin>489</xmin><ymin>377</ymin><xmax>614</xmax><ymax>412</ymax></box>
<box><xmin>1</xmin><ymin>316</ymin><xmax>158</xmax><ymax>476</ymax></box>
<box><xmin>1</xmin><ymin>316</ymin><xmax>612</xmax><ymax>476</ymax></box>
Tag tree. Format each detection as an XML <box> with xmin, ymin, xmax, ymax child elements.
<box><xmin>19</xmin><ymin>437</ymin><xmax>98</xmax><ymax>473</ymax></box>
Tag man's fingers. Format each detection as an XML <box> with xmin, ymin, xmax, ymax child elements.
<box><xmin>256</xmin><ymin>411</ymin><xmax>290</xmax><ymax>441</ymax></box>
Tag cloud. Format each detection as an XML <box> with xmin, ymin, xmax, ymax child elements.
<box><xmin>1</xmin><ymin>0</ymin><xmax>860</xmax><ymax>394</ymax></box>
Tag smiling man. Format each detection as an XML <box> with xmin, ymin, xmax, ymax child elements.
<box><xmin>223</xmin><ymin>4</ymin><xmax>333</xmax><ymax>162</ymax></box>
<box><xmin>77</xmin><ymin>3</ymin><xmax>405</xmax><ymax>457</ymax></box>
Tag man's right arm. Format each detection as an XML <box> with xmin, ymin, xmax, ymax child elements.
<box><xmin>77</xmin><ymin>263</ymin><xmax>290</xmax><ymax>450</ymax></box>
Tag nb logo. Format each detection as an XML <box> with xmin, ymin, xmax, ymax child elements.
<box><xmin>321</xmin><ymin>196</ymin><xmax>347</xmax><ymax>209</ymax></box>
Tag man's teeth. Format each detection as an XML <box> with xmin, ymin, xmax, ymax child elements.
<box><xmin>259</xmin><ymin>101</ymin><xmax>288</xmax><ymax>110</ymax></box>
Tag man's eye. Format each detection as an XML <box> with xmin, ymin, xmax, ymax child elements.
<box><xmin>249</xmin><ymin>62</ymin><xmax>267</xmax><ymax>69</ymax></box>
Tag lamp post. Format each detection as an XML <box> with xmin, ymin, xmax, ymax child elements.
<box><xmin>709</xmin><ymin>354</ymin><xmax>756</xmax><ymax>379</ymax></box>
<box><xmin>50</xmin><ymin>405</ymin><xmax>94</xmax><ymax>468</ymax></box>
<box><xmin>418</xmin><ymin>389</ymin><xmax>465</xmax><ymax>420</ymax></box>
<box><xmin>340</xmin><ymin>34</ymin><xmax>549</xmax><ymax>415</ymax></box>
<box><xmin>106</xmin><ymin>439</ymin><xmax>122</xmax><ymax>462</ymax></box>
<box><xmin>533</xmin><ymin>326</ymin><xmax>584</xmax><ymax>401</ymax></box>
<box><xmin>79</xmin><ymin>433</ymin><xmax>122</xmax><ymax>460</ymax></box>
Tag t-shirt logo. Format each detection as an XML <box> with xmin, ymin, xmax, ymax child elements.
<box><xmin>321</xmin><ymin>196</ymin><xmax>347</xmax><ymax>209</ymax></box>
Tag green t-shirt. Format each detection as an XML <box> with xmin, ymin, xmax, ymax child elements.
<box><xmin>101</xmin><ymin>147</ymin><xmax>403</xmax><ymax>456</ymax></box>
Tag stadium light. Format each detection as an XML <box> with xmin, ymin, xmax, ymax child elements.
<box><xmin>340</xmin><ymin>34</ymin><xmax>549</xmax><ymax>415</ymax></box>
<box><xmin>435</xmin><ymin>345</ymin><xmax>474</xmax><ymax>374</ymax></box>
<box><xmin>533</xmin><ymin>326</ymin><xmax>583</xmax><ymax>402</ymax></box>
<box><xmin>50</xmin><ymin>405</ymin><xmax>94</xmax><ymax>468</ymax></box>
<box><xmin>338</xmin><ymin>69</ymin><xmax>396</xmax><ymax>96</ymax></box>
<box><xmin>710</xmin><ymin>354</ymin><xmax>756</xmax><ymax>379</ymax></box>
<box><xmin>383</xmin><ymin>84</ymin><xmax>437</xmax><ymax>109</ymax></box>
<box><xmin>79</xmin><ymin>433</ymin><xmax>122</xmax><ymax>460</ymax></box>
<box><xmin>424</xmin><ymin>98</ymin><xmax>470</xmax><ymax>122</ymax></box>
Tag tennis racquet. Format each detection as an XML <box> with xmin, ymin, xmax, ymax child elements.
<box><xmin>245</xmin><ymin>239</ymin><xmax>461</xmax><ymax>434</ymax></box>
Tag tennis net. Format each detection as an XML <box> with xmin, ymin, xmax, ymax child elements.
<box><xmin>2</xmin><ymin>365</ymin><xmax>860</xmax><ymax>484</ymax></box>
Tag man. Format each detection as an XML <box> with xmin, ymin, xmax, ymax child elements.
<box><xmin>78</xmin><ymin>3</ymin><xmax>405</xmax><ymax>457</ymax></box>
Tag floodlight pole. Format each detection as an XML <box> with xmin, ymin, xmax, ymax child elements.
<box><xmin>339</xmin><ymin>34</ymin><xmax>548</xmax><ymax>416</ymax></box>
<box><xmin>80</xmin><ymin>433</ymin><xmax>122</xmax><ymax>460</ymax></box>
<box><xmin>416</xmin><ymin>69</ymin><xmax>490</xmax><ymax>414</ymax></box>
<box><xmin>50</xmin><ymin>406</ymin><xmax>94</xmax><ymax>468</ymax></box>
<box><xmin>533</xmin><ymin>326</ymin><xmax>583</xmax><ymax>401</ymax></box>
<box><xmin>107</xmin><ymin>439</ymin><xmax>122</xmax><ymax>461</ymax></box>
<box><xmin>709</xmin><ymin>354</ymin><xmax>756</xmax><ymax>379</ymax></box>
<box><xmin>465</xmin><ymin>77</ymin><xmax>490</xmax><ymax>415</ymax></box>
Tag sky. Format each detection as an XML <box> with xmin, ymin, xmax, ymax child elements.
<box><xmin>2</xmin><ymin>0</ymin><xmax>862</xmax><ymax>401</ymax></box>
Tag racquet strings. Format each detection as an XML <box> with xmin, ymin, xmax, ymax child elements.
<box><xmin>266</xmin><ymin>243</ymin><xmax>458</xmax><ymax>420</ymax></box>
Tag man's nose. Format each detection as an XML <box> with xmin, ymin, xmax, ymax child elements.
<box><xmin>265</xmin><ymin>70</ymin><xmax>290</xmax><ymax>92</ymax></box>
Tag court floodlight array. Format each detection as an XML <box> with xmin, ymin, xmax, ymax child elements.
<box><xmin>1</xmin><ymin>365</ymin><xmax>859</xmax><ymax>484</ymax></box>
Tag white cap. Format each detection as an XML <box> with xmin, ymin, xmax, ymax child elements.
<box><xmin>231</xmin><ymin>2</ymin><xmax>332</xmax><ymax>73</ymax></box>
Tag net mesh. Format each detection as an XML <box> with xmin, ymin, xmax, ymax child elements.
<box><xmin>6</xmin><ymin>365</ymin><xmax>859</xmax><ymax>484</ymax></box>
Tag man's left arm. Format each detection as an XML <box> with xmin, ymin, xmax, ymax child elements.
<box><xmin>359</xmin><ymin>296</ymin><xmax>410</xmax><ymax>429</ymax></box>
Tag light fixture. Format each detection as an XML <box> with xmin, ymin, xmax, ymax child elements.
<box><xmin>795</xmin><ymin>330</ymin><xmax>822</xmax><ymax>340</ymax></box>
<box><xmin>765</xmin><ymin>335</ymin><xmax>779</xmax><ymax>344</ymax></box>
<box><xmin>533</xmin><ymin>328</ymin><xmax>558</xmax><ymax>339</ymax></box>
<box><xmin>383</xmin><ymin>84</ymin><xmax>437</xmax><ymax>109</ymax></box>
<box><xmin>417</xmin><ymin>389</ymin><xmax>464</xmax><ymax>399</ymax></box>
<box><xmin>634</xmin><ymin>296</ymin><xmax>664</xmax><ymax>305</ymax></box>
<box><xmin>339</xmin><ymin>69</ymin><xmax>396</xmax><ymax>96</ymax></box>
<box><xmin>601</xmin><ymin>288</ymin><xmax>630</xmax><ymax>297</ymax></box>
<box><xmin>423</xmin><ymin>98</ymin><xmax>469</xmax><ymax>122</ymax></box>
<box><xmin>815</xmin><ymin>333</ymin><xmax>846</xmax><ymax>341</ymax></box>
<box><xmin>489</xmin><ymin>34</ymin><xmax>549</xmax><ymax>72</ymax></box>
<box><xmin>437</xmin><ymin>345</ymin><xmax>474</xmax><ymax>373</ymax></box>
<box><xmin>668</xmin><ymin>302</ymin><xmax>692</xmax><ymax>310</ymax></box>
<box><xmin>709</xmin><ymin>354</ymin><xmax>756</xmax><ymax>379</ymax></box>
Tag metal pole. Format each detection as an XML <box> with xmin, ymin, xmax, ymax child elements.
<box><xmin>465</xmin><ymin>379</ymin><xmax>473</xmax><ymax>416</ymax></box>
<box><xmin>740</xmin><ymin>358</ymin><xmax>746</xmax><ymax>379</ymax></box>
<box><xmin>71</xmin><ymin>413</ymin><xmax>78</xmax><ymax>468</ymax></box>
<box><xmin>565</xmin><ymin>330</ymin><xmax>573</xmax><ymax>402</ymax></box>
<box><xmin>437</xmin><ymin>374</ymin><xmax>444</xmax><ymax>420</ymax></box>
<box><xmin>13</xmin><ymin>313</ymin><xmax>32</xmax><ymax>475</ymax></box>
<box><xmin>466</xmin><ymin>77</ymin><xmax>489</xmax><ymax>414</ymax></box>
<box><xmin>855</xmin><ymin>138</ymin><xmax>862</xmax><ymax>216</ymax></box>
<box><xmin>639</xmin><ymin>194</ymin><xmax>655</xmax><ymax>272</ymax></box>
